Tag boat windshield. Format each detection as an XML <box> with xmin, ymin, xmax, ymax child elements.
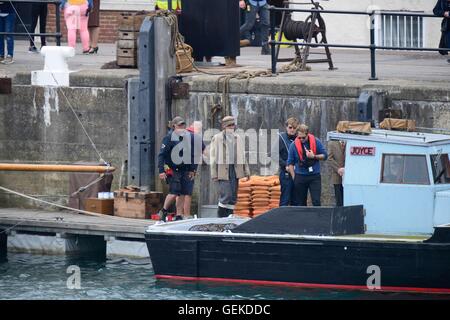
<box><xmin>431</xmin><ymin>153</ymin><xmax>450</xmax><ymax>184</ymax></box>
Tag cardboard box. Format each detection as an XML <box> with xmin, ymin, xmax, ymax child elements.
<box><xmin>84</xmin><ymin>198</ymin><xmax>114</xmax><ymax>215</ymax></box>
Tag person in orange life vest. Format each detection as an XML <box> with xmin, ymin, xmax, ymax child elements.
<box><xmin>287</xmin><ymin>124</ymin><xmax>327</xmax><ymax>206</ymax></box>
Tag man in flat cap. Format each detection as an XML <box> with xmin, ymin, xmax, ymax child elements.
<box><xmin>209</xmin><ymin>116</ymin><xmax>250</xmax><ymax>217</ymax></box>
<box><xmin>157</xmin><ymin>116</ymin><xmax>199</xmax><ymax>221</ymax></box>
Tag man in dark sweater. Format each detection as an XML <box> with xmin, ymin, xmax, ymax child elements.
<box><xmin>276</xmin><ymin>117</ymin><xmax>299</xmax><ymax>206</ymax></box>
<box><xmin>157</xmin><ymin>116</ymin><xmax>199</xmax><ymax>221</ymax></box>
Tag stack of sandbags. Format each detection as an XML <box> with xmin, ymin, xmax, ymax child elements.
<box><xmin>251</xmin><ymin>176</ymin><xmax>279</xmax><ymax>217</ymax></box>
<box><xmin>234</xmin><ymin>178</ymin><xmax>253</xmax><ymax>217</ymax></box>
<box><xmin>269</xmin><ymin>183</ymin><xmax>281</xmax><ymax>209</ymax></box>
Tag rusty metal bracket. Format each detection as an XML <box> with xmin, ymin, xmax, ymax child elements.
<box><xmin>167</xmin><ymin>76</ymin><xmax>189</xmax><ymax>99</ymax></box>
<box><xmin>0</xmin><ymin>77</ymin><xmax>12</xmax><ymax>94</ymax></box>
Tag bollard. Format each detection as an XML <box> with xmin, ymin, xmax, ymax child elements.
<box><xmin>31</xmin><ymin>46</ymin><xmax>76</xmax><ymax>87</ymax></box>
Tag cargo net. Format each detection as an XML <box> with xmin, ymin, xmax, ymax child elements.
<box><xmin>188</xmin><ymin>223</ymin><xmax>238</xmax><ymax>232</ymax></box>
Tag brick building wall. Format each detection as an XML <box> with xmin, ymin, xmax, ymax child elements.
<box><xmin>46</xmin><ymin>6</ymin><xmax>138</xmax><ymax>44</ymax></box>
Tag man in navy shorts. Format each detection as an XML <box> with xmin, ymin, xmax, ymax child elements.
<box><xmin>157</xmin><ymin>116</ymin><xmax>200</xmax><ymax>221</ymax></box>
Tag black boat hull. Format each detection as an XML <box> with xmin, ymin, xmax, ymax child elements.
<box><xmin>145</xmin><ymin>231</ymin><xmax>450</xmax><ymax>294</ymax></box>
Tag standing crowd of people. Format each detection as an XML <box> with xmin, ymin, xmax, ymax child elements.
<box><xmin>0</xmin><ymin>0</ymin><xmax>101</xmax><ymax>65</ymax></box>
<box><xmin>157</xmin><ymin>115</ymin><xmax>346</xmax><ymax>221</ymax></box>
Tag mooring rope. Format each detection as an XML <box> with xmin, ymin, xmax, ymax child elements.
<box><xmin>278</xmin><ymin>55</ymin><xmax>312</xmax><ymax>73</ymax></box>
<box><xmin>210</xmin><ymin>70</ymin><xmax>274</xmax><ymax>126</ymax></box>
<box><xmin>69</xmin><ymin>174</ymin><xmax>106</xmax><ymax>197</ymax></box>
<box><xmin>0</xmin><ymin>185</ymin><xmax>149</xmax><ymax>223</ymax></box>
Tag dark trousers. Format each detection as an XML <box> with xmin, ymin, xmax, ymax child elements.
<box><xmin>279</xmin><ymin>171</ymin><xmax>294</xmax><ymax>206</ymax></box>
<box><xmin>240</xmin><ymin>4</ymin><xmax>270</xmax><ymax>46</ymax></box>
<box><xmin>333</xmin><ymin>184</ymin><xmax>343</xmax><ymax>207</ymax></box>
<box><xmin>293</xmin><ymin>174</ymin><xmax>321</xmax><ymax>206</ymax></box>
<box><xmin>30</xmin><ymin>3</ymin><xmax>48</xmax><ymax>47</ymax></box>
<box><xmin>0</xmin><ymin>12</ymin><xmax>16</xmax><ymax>57</ymax></box>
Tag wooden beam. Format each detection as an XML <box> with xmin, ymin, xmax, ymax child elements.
<box><xmin>0</xmin><ymin>164</ymin><xmax>115</xmax><ymax>173</ymax></box>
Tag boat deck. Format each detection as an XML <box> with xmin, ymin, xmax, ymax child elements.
<box><xmin>146</xmin><ymin>217</ymin><xmax>432</xmax><ymax>243</ymax></box>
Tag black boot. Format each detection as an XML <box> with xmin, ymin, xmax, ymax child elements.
<box><xmin>158</xmin><ymin>208</ymin><xmax>168</xmax><ymax>221</ymax></box>
<box><xmin>217</xmin><ymin>206</ymin><xmax>228</xmax><ymax>218</ymax></box>
<box><xmin>261</xmin><ymin>44</ymin><xmax>270</xmax><ymax>55</ymax></box>
<box><xmin>225</xmin><ymin>208</ymin><xmax>234</xmax><ymax>217</ymax></box>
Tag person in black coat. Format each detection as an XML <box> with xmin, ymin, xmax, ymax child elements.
<box><xmin>433</xmin><ymin>0</ymin><xmax>450</xmax><ymax>56</ymax></box>
<box><xmin>272</xmin><ymin>117</ymin><xmax>299</xmax><ymax>206</ymax></box>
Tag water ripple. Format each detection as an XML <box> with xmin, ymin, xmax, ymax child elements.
<box><xmin>0</xmin><ymin>253</ymin><xmax>448</xmax><ymax>300</ymax></box>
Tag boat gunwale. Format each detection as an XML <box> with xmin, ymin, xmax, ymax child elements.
<box><xmin>145</xmin><ymin>227</ymin><xmax>431</xmax><ymax>244</ymax></box>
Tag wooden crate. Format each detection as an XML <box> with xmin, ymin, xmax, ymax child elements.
<box><xmin>113</xmin><ymin>190</ymin><xmax>163</xmax><ymax>219</ymax></box>
<box><xmin>84</xmin><ymin>198</ymin><xmax>114</xmax><ymax>215</ymax></box>
<box><xmin>118</xmin><ymin>31</ymin><xmax>139</xmax><ymax>41</ymax></box>
<box><xmin>118</xmin><ymin>39</ymin><xmax>137</xmax><ymax>49</ymax></box>
<box><xmin>119</xmin><ymin>12</ymin><xmax>153</xmax><ymax>32</ymax></box>
<box><xmin>117</xmin><ymin>47</ymin><xmax>137</xmax><ymax>67</ymax></box>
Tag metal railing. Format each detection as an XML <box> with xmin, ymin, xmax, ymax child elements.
<box><xmin>0</xmin><ymin>0</ymin><xmax>62</xmax><ymax>46</ymax></box>
<box><xmin>269</xmin><ymin>6</ymin><xmax>450</xmax><ymax>80</ymax></box>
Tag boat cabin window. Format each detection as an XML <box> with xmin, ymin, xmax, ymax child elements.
<box><xmin>381</xmin><ymin>154</ymin><xmax>430</xmax><ymax>185</ymax></box>
<box><xmin>431</xmin><ymin>153</ymin><xmax>450</xmax><ymax>184</ymax></box>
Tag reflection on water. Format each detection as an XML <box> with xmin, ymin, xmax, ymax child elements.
<box><xmin>0</xmin><ymin>253</ymin><xmax>448</xmax><ymax>300</ymax></box>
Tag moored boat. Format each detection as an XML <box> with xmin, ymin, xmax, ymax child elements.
<box><xmin>145</xmin><ymin>127</ymin><xmax>450</xmax><ymax>294</ymax></box>
<box><xmin>145</xmin><ymin>207</ymin><xmax>450</xmax><ymax>294</ymax></box>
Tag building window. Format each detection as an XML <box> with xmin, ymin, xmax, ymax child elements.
<box><xmin>431</xmin><ymin>153</ymin><xmax>450</xmax><ymax>184</ymax></box>
<box><xmin>379</xmin><ymin>13</ymin><xmax>423</xmax><ymax>48</ymax></box>
<box><xmin>381</xmin><ymin>154</ymin><xmax>429</xmax><ymax>185</ymax></box>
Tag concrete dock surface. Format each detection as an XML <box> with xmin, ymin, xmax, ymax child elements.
<box><xmin>1</xmin><ymin>40</ymin><xmax>450</xmax><ymax>88</ymax></box>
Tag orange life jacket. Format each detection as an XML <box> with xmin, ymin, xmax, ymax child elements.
<box><xmin>294</xmin><ymin>133</ymin><xmax>317</xmax><ymax>161</ymax></box>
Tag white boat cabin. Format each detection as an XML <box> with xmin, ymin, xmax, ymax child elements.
<box><xmin>328</xmin><ymin>129</ymin><xmax>450</xmax><ymax>236</ymax></box>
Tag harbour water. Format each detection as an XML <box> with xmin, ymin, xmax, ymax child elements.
<box><xmin>1</xmin><ymin>253</ymin><xmax>449</xmax><ymax>300</ymax></box>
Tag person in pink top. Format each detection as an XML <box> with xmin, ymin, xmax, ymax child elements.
<box><xmin>61</xmin><ymin>0</ymin><xmax>93</xmax><ymax>53</ymax></box>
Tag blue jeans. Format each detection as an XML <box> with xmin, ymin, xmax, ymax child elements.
<box><xmin>279</xmin><ymin>171</ymin><xmax>295</xmax><ymax>206</ymax></box>
<box><xmin>0</xmin><ymin>12</ymin><xmax>16</xmax><ymax>57</ymax></box>
<box><xmin>240</xmin><ymin>4</ymin><xmax>270</xmax><ymax>46</ymax></box>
